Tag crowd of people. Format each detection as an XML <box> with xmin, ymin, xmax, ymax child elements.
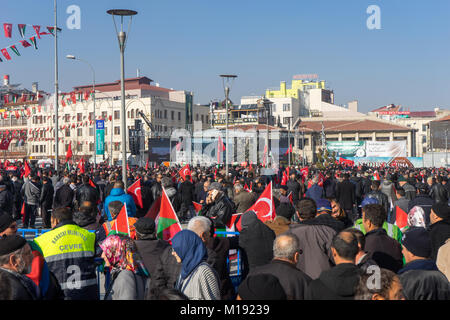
<box><xmin>0</xmin><ymin>161</ymin><xmax>449</xmax><ymax>300</ymax></box>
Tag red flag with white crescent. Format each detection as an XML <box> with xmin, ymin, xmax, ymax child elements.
<box><xmin>245</xmin><ymin>181</ymin><xmax>275</xmax><ymax>223</ymax></box>
<box><xmin>178</xmin><ymin>164</ymin><xmax>192</xmax><ymax>182</ymax></box>
<box><xmin>127</xmin><ymin>179</ymin><xmax>143</xmax><ymax>208</ymax></box>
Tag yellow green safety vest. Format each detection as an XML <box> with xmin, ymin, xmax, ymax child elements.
<box><xmin>34</xmin><ymin>223</ymin><xmax>98</xmax><ymax>300</ymax></box>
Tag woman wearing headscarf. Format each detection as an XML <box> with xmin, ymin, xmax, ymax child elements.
<box><xmin>406</xmin><ymin>206</ymin><xmax>427</xmax><ymax>230</ymax></box>
<box><xmin>238</xmin><ymin>211</ymin><xmax>276</xmax><ymax>279</ymax></box>
<box><xmin>171</xmin><ymin>230</ymin><xmax>221</xmax><ymax>300</ymax></box>
<box><xmin>100</xmin><ymin>235</ymin><xmax>148</xmax><ymax>300</ymax></box>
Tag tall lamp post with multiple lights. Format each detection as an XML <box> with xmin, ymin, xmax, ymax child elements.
<box><xmin>219</xmin><ymin>75</ymin><xmax>237</xmax><ymax>177</ymax></box>
<box><xmin>66</xmin><ymin>55</ymin><xmax>97</xmax><ymax>167</ymax></box>
<box><xmin>107</xmin><ymin>9</ymin><xmax>137</xmax><ymax>189</ymax></box>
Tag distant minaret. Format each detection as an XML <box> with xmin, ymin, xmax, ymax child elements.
<box><xmin>137</xmin><ymin>68</ymin><xmax>140</xmax><ymax>77</ymax></box>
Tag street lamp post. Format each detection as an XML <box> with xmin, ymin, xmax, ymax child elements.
<box><xmin>219</xmin><ymin>75</ymin><xmax>237</xmax><ymax>177</ymax></box>
<box><xmin>66</xmin><ymin>55</ymin><xmax>96</xmax><ymax>168</ymax></box>
<box><xmin>54</xmin><ymin>0</ymin><xmax>59</xmax><ymax>172</ymax></box>
<box><xmin>107</xmin><ymin>9</ymin><xmax>138</xmax><ymax>189</ymax></box>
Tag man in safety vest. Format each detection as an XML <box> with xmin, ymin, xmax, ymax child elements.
<box><xmin>33</xmin><ymin>207</ymin><xmax>98</xmax><ymax>300</ymax></box>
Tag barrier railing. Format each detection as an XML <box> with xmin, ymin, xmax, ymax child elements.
<box><xmin>18</xmin><ymin>228</ymin><xmax>243</xmax><ymax>298</ymax></box>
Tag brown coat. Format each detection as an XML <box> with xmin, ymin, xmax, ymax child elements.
<box><xmin>437</xmin><ymin>238</ymin><xmax>450</xmax><ymax>281</ymax></box>
<box><xmin>233</xmin><ymin>191</ymin><xmax>256</xmax><ymax>213</ymax></box>
<box><xmin>264</xmin><ymin>216</ymin><xmax>291</xmax><ymax>236</ymax></box>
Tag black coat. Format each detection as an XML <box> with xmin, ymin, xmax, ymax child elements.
<box><xmin>0</xmin><ymin>268</ymin><xmax>38</xmax><ymax>300</ymax></box>
<box><xmin>250</xmin><ymin>259</ymin><xmax>312</xmax><ymax>300</ymax></box>
<box><xmin>239</xmin><ymin>212</ymin><xmax>276</xmax><ymax>278</ymax></box>
<box><xmin>287</xmin><ymin>179</ymin><xmax>302</xmax><ymax>202</ymax></box>
<box><xmin>202</xmin><ymin>193</ymin><xmax>234</xmax><ymax>228</ymax></box>
<box><xmin>0</xmin><ymin>189</ymin><xmax>13</xmax><ymax>215</ymax></box>
<box><xmin>428</xmin><ymin>220</ymin><xmax>450</xmax><ymax>261</ymax></box>
<box><xmin>323</xmin><ymin>178</ymin><xmax>337</xmax><ymax>198</ymax></box>
<box><xmin>40</xmin><ymin>183</ymin><xmax>54</xmax><ymax>210</ymax></box>
<box><xmin>429</xmin><ymin>183</ymin><xmax>449</xmax><ymax>204</ymax></box>
<box><xmin>305</xmin><ymin>263</ymin><xmax>361</xmax><ymax>300</ymax></box>
<box><xmin>53</xmin><ymin>184</ymin><xmax>74</xmax><ymax>209</ymax></box>
<box><xmin>364</xmin><ymin>228</ymin><xmax>403</xmax><ymax>273</ymax></box>
<box><xmin>178</xmin><ymin>180</ymin><xmax>195</xmax><ymax>205</ymax></box>
<box><xmin>365</xmin><ymin>191</ymin><xmax>390</xmax><ymax>215</ymax></box>
<box><xmin>398</xmin><ymin>259</ymin><xmax>450</xmax><ymax>300</ymax></box>
<box><xmin>336</xmin><ymin>180</ymin><xmax>356</xmax><ymax>211</ymax></box>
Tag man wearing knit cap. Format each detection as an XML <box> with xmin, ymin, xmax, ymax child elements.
<box><xmin>237</xmin><ymin>273</ymin><xmax>287</xmax><ymax>300</ymax></box>
<box><xmin>398</xmin><ymin>227</ymin><xmax>450</xmax><ymax>300</ymax></box>
<box><xmin>0</xmin><ymin>235</ymin><xmax>38</xmax><ymax>300</ymax></box>
<box><xmin>0</xmin><ymin>214</ymin><xmax>18</xmax><ymax>237</ymax></box>
<box><xmin>428</xmin><ymin>202</ymin><xmax>450</xmax><ymax>261</ymax></box>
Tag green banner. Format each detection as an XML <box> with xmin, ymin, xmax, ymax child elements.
<box><xmin>96</xmin><ymin>120</ymin><xmax>105</xmax><ymax>155</ymax></box>
<box><xmin>326</xmin><ymin>141</ymin><xmax>365</xmax><ymax>157</ymax></box>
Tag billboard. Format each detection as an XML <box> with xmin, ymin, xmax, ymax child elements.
<box><xmin>96</xmin><ymin>120</ymin><xmax>105</xmax><ymax>155</ymax></box>
<box><xmin>430</xmin><ymin>120</ymin><xmax>449</xmax><ymax>149</ymax></box>
<box><xmin>326</xmin><ymin>141</ymin><xmax>365</xmax><ymax>157</ymax></box>
<box><xmin>327</xmin><ymin>141</ymin><xmax>407</xmax><ymax>158</ymax></box>
<box><xmin>346</xmin><ymin>157</ymin><xmax>423</xmax><ymax>168</ymax></box>
<box><xmin>148</xmin><ymin>138</ymin><xmax>171</xmax><ymax>163</ymax></box>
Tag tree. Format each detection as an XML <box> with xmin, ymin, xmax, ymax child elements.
<box><xmin>315</xmin><ymin>148</ymin><xmax>337</xmax><ymax>169</ymax></box>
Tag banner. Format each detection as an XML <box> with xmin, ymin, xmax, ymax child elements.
<box><xmin>96</xmin><ymin>120</ymin><xmax>105</xmax><ymax>155</ymax></box>
<box><xmin>345</xmin><ymin>157</ymin><xmax>423</xmax><ymax>168</ymax></box>
<box><xmin>326</xmin><ymin>141</ymin><xmax>365</xmax><ymax>157</ymax></box>
<box><xmin>365</xmin><ymin>141</ymin><xmax>406</xmax><ymax>157</ymax></box>
<box><xmin>327</xmin><ymin>141</ymin><xmax>407</xmax><ymax>158</ymax></box>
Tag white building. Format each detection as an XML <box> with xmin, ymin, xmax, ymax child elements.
<box><xmin>28</xmin><ymin>76</ymin><xmax>209</xmax><ymax>164</ymax></box>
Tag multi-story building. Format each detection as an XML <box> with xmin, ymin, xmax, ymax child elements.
<box><xmin>368</xmin><ymin>104</ymin><xmax>450</xmax><ymax>157</ymax></box>
<box><xmin>0</xmin><ymin>75</ymin><xmax>46</xmax><ymax>161</ymax></box>
<box><xmin>28</xmin><ymin>76</ymin><xmax>209</xmax><ymax>164</ymax></box>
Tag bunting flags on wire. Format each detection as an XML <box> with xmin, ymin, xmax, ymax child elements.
<box><xmin>0</xmin><ymin>22</ymin><xmax>61</xmax><ymax>63</ymax></box>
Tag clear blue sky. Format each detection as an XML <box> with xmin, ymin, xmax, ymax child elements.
<box><xmin>1</xmin><ymin>0</ymin><xmax>450</xmax><ymax>113</ymax></box>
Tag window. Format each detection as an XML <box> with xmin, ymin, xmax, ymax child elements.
<box><xmin>131</xmin><ymin>109</ymin><xmax>135</xmax><ymax>118</ymax></box>
<box><xmin>201</xmin><ymin>115</ymin><xmax>204</xmax><ymax>123</ymax></box>
<box><xmin>102</xmin><ymin>111</ymin><xmax>107</xmax><ymax>120</ymax></box>
<box><xmin>206</xmin><ymin>116</ymin><xmax>209</xmax><ymax>123</ymax></box>
<box><xmin>40</xmin><ymin>145</ymin><xmax>44</xmax><ymax>153</ymax></box>
<box><xmin>283</xmin><ymin>104</ymin><xmax>291</xmax><ymax>111</ymax></box>
<box><xmin>376</xmin><ymin>137</ymin><xmax>390</xmax><ymax>141</ymax></box>
<box><xmin>65</xmin><ymin>114</ymin><xmax>70</xmax><ymax>122</ymax></box>
<box><xmin>89</xmin><ymin>127</ymin><xmax>94</xmax><ymax>136</ymax></box>
<box><xmin>178</xmin><ymin>112</ymin><xmax>181</xmax><ymax>121</ymax></box>
<box><xmin>422</xmin><ymin>124</ymin><xmax>427</xmax><ymax>132</ymax></box>
<box><xmin>114</xmin><ymin>143</ymin><xmax>120</xmax><ymax>151</ymax></box>
<box><xmin>196</xmin><ymin>114</ymin><xmax>199</xmax><ymax>121</ymax></box>
<box><xmin>422</xmin><ymin>135</ymin><xmax>427</xmax><ymax>143</ymax></box>
<box><xmin>89</xmin><ymin>112</ymin><xmax>94</xmax><ymax>121</ymax></box>
<box><xmin>114</xmin><ymin>111</ymin><xmax>120</xmax><ymax>120</ymax></box>
<box><xmin>65</xmin><ymin>128</ymin><xmax>70</xmax><ymax>137</ymax></box>
<box><xmin>164</xmin><ymin>110</ymin><xmax>167</xmax><ymax>119</ymax></box>
<box><xmin>77</xmin><ymin>128</ymin><xmax>82</xmax><ymax>136</ymax></box>
<box><xmin>104</xmin><ymin>127</ymin><xmax>108</xmax><ymax>136</ymax></box>
<box><xmin>114</xmin><ymin>127</ymin><xmax>120</xmax><ymax>135</ymax></box>
<box><xmin>171</xmin><ymin>111</ymin><xmax>174</xmax><ymax>120</ymax></box>
<box><xmin>89</xmin><ymin>143</ymin><xmax>94</xmax><ymax>152</ymax></box>
<box><xmin>283</xmin><ymin>117</ymin><xmax>290</xmax><ymax>125</ymax></box>
<box><xmin>77</xmin><ymin>113</ymin><xmax>82</xmax><ymax>121</ymax></box>
<box><xmin>77</xmin><ymin>143</ymin><xmax>82</xmax><ymax>152</ymax></box>
<box><xmin>272</xmin><ymin>104</ymin><xmax>276</xmax><ymax>112</ymax></box>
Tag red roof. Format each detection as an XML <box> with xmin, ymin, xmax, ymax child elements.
<box><xmin>409</xmin><ymin>111</ymin><xmax>436</xmax><ymax>118</ymax></box>
<box><xmin>434</xmin><ymin>115</ymin><xmax>450</xmax><ymax>122</ymax></box>
<box><xmin>73</xmin><ymin>77</ymin><xmax>173</xmax><ymax>93</ymax></box>
<box><xmin>370</xmin><ymin>104</ymin><xmax>401</xmax><ymax>113</ymax></box>
<box><xmin>298</xmin><ymin>119</ymin><xmax>411</xmax><ymax>132</ymax></box>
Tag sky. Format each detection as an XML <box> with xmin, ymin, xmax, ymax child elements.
<box><xmin>1</xmin><ymin>0</ymin><xmax>450</xmax><ymax>113</ymax></box>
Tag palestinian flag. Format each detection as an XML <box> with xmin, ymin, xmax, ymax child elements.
<box><xmin>156</xmin><ymin>187</ymin><xmax>182</xmax><ymax>242</ymax></box>
<box><xmin>18</xmin><ymin>24</ymin><xmax>26</xmax><ymax>38</ymax></box>
<box><xmin>29</xmin><ymin>36</ymin><xmax>37</xmax><ymax>49</ymax></box>
<box><xmin>394</xmin><ymin>206</ymin><xmax>408</xmax><ymax>231</ymax></box>
<box><xmin>192</xmin><ymin>201</ymin><xmax>202</xmax><ymax>215</ymax></box>
<box><xmin>20</xmin><ymin>40</ymin><xmax>31</xmax><ymax>48</ymax></box>
<box><xmin>9</xmin><ymin>45</ymin><xmax>20</xmax><ymax>56</ymax></box>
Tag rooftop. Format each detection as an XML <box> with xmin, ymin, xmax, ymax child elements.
<box><xmin>73</xmin><ymin>76</ymin><xmax>174</xmax><ymax>94</ymax></box>
<box><xmin>298</xmin><ymin>119</ymin><xmax>412</xmax><ymax>132</ymax></box>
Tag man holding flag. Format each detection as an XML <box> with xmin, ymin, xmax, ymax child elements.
<box><xmin>201</xmin><ymin>182</ymin><xmax>233</xmax><ymax>229</ymax></box>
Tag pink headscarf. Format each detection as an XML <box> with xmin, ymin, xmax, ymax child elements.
<box><xmin>99</xmin><ymin>235</ymin><xmax>137</xmax><ymax>272</ymax></box>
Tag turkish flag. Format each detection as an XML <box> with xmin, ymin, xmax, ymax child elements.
<box><xmin>178</xmin><ymin>164</ymin><xmax>191</xmax><ymax>181</ymax></box>
<box><xmin>24</xmin><ymin>161</ymin><xmax>31</xmax><ymax>178</ymax></box>
<box><xmin>284</xmin><ymin>144</ymin><xmax>292</xmax><ymax>155</ymax></box>
<box><xmin>66</xmin><ymin>143</ymin><xmax>73</xmax><ymax>161</ymax></box>
<box><xmin>318</xmin><ymin>172</ymin><xmax>325</xmax><ymax>187</ymax></box>
<box><xmin>77</xmin><ymin>158</ymin><xmax>85</xmax><ymax>174</ymax></box>
<box><xmin>0</xmin><ymin>137</ymin><xmax>12</xmax><ymax>150</ymax></box>
<box><xmin>245</xmin><ymin>182</ymin><xmax>275</xmax><ymax>223</ymax></box>
<box><xmin>3</xmin><ymin>23</ymin><xmax>12</xmax><ymax>38</ymax></box>
<box><xmin>281</xmin><ymin>170</ymin><xmax>288</xmax><ymax>186</ymax></box>
<box><xmin>145</xmin><ymin>159</ymin><xmax>149</xmax><ymax>170</ymax></box>
<box><xmin>1</xmin><ymin>48</ymin><xmax>11</xmax><ymax>61</ymax></box>
<box><xmin>127</xmin><ymin>179</ymin><xmax>143</xmax><ymax>208</ymax></box>
<box><xmin>32</xmin><ymin>25</ymin><xmax>41</xmax><ymax>39</ymax></box>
